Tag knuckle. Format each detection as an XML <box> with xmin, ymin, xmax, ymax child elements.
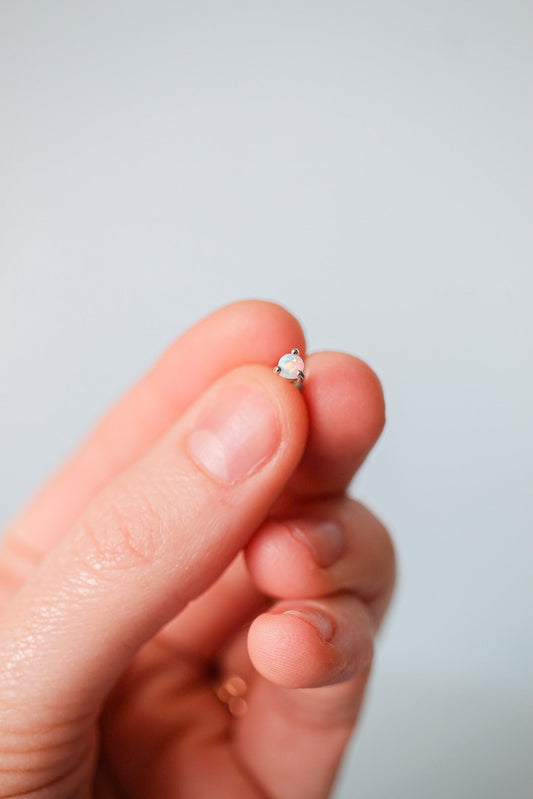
<box><xmin>74</xmin><ymin>486</ymin><xmax>166</xmax><ymax>576</ymax></box>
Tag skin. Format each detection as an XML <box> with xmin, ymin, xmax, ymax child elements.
<box><xmin>0</xmin><ymin>300</ymin><xmax>396</xmax><ymax>799</ymax></box>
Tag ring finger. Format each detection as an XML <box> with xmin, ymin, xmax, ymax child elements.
<box><xmin>245</xmin><ymin>496</ymin><xmax>396</xmax><ymax>628</ymax></box>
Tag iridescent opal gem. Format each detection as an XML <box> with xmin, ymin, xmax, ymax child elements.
<box><xmin>275</xmin><ymin>350</ymin><xmax>305</xmax><ymax>382</ymax></box>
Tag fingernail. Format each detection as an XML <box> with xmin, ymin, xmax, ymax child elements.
<box><xmin>282</xmin><ymin>608</ymin><xmax>335</xmax><ymax>642</ymax></box>
<box><xmin>188</xmin><ymin>383</ymin><xmax>280</xmax><ymax>483</ymax></box>
<box><xmin>287</xmin><ymin>519</ymin><xmax>345</xmax><ymax>568</ymax></box>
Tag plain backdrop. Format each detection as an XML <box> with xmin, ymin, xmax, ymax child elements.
<box><xmin>1</xmin><ymin>2</ymin><xmax>532</xmax><ymax>797</ymax></box>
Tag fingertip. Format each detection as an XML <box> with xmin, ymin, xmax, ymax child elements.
<box><xmin>184</xmin><ymin>362</ymin><xmax>309</xmax><ymax>492</ymax></box>
<box><xmin>206</xmin><ymin>299</ymin><xmax>307</xmax><ymax>357</ymax></box>
<box><xmin>288</xmin><ymin>352</ymin><xmax>386</xmax><ymax>496</ymax></box>
<box><xmin>308</xmin><ymin>352</ymin><xmax>385</xmax><ymax>450</ymax></box>
<box><xmin>352</xmin><ymin>356</ymin><xmax>387</xmax><ymax>442</ymax></box>
<box><xmin>245</xmin><ymin>518</ymin><xmax>334</xmax><ymax>600</ymax></box>
<box><xmin>248</xmin><ymin>611</ymin><xmax>337</xmax><ymax>689</ymax></box>
<box><xmin>150</xmin><ymin>300</ymin><xmax>308</xmax><ymax>416</ymax></box>
<box><xmin>248</xmin><ymin>596</ymin><xmax>375</xmax><ymax>690</ymax></box>
<box><xmin>243</xmin><ymin>363</ymin><xmax>310</xmax><ymax>465</ymax></box>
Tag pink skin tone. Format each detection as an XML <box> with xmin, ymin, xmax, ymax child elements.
<box><xmin>0</xmin><ymin>300</ymin><xmax>395</xmax><ymax>799</ymax></box>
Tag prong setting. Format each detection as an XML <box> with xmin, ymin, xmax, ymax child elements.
<box><xmin>274</xmin><ymin>349</ymin><xmax>305</xmax><ymax>387</ymax></box>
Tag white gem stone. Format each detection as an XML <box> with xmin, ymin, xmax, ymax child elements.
<box><xmin>277</xmin><ymin>352</ymin><xmax>304</xmax><ymax>380</ymax></box>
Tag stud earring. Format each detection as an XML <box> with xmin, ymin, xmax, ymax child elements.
<box><xmin>274</xmin><ymin>348</ymin><xmax>305</xmax><ymax>386</ymax></box>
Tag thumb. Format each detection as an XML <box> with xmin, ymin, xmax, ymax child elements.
<box><xmin>0</xmin><ymin>366</ymin><xmax>307</xmax><ymax>722</ymax></box>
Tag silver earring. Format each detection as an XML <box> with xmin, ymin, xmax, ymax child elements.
<box><xmin>274</xmin><ymin>348</ymin><xmax>305</xmax><ymax>386</ymax></box>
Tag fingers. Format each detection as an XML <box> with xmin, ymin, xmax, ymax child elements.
<box><xmin>0</xmin><ymin>366</ymin><xmax>307</xmax><ymax>738</ymax></box>
<box><xmin>155</xmin><ymin>493</ymin><xmax>393</xmax><ymax>668</ymax></box>
<box><xmin>245</xmin><ymin>497</ymin><xmax>396</xmax><ymax>626</ymax></box>
<box><xmin>285</xmin><ymin>351</ymin><xmax>385</xmax><ymax>502</ymax></box>
<box><xmin>1</xmin><ymin>300</ymin><xmax>306</xmax><ymax>577</ymax></box>
<box><xmin>222</xmin><ymin>497</ymin><xmax>395</xmax><ymax>799</ymax></box>
<box><xmin>241</xmin><ymin>601</ymin><xmax>372</xmax><ymax>798</ymax></box>
<box><xmin>1</xmin><ymin>305</ymin><xmax>385</xmax><ymax>609</ymax></box>
<box><xmin>248</xmin><ymin>593</ymin><xmax>374</xmax><ymax>689</ymax></box>
<box><xmin>234</xmin><ymin>672</ymin><xmax>371</xmax><ymax>799</ymax></box>
<box><xmin>126</xmin><ymin>357</ymin><xmax>386</xmax><ymax>665</ymax></box>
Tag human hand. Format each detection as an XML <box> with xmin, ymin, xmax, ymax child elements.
<box><xmin>0</xmin><ymin>300</ymin><xmax>395</xmax><ymax>799</ymax></box>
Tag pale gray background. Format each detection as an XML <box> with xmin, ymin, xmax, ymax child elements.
<box><xmin>1</xmin><ymin>2</ymin><xmax>532</xmax><ymax>797</ymax></box>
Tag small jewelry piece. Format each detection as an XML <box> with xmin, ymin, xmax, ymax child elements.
<box><xmin>274</xmin><ymin>348</ymin><xmax>305</xmax><ymax>386</ymax></box>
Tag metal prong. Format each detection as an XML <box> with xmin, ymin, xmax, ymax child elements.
<box><xmin>296</xmin><ymin>371</ymin><xmax>305</xmax><ymax>383</ymax></box>
<box><xmin>274</xmin><ymin>366</ymin><xmax>281</xmax><ymax>374</ymax></box>
<box><xmin>291</xmin><ymin>348</ymin><xmax>300</xmax><ymax>355</ymax></box>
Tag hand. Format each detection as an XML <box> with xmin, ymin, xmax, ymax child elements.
<box><xmin>0</xmin><ymin>300</ymin><xmax>395</xmax><ymax>799</ymax></box>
